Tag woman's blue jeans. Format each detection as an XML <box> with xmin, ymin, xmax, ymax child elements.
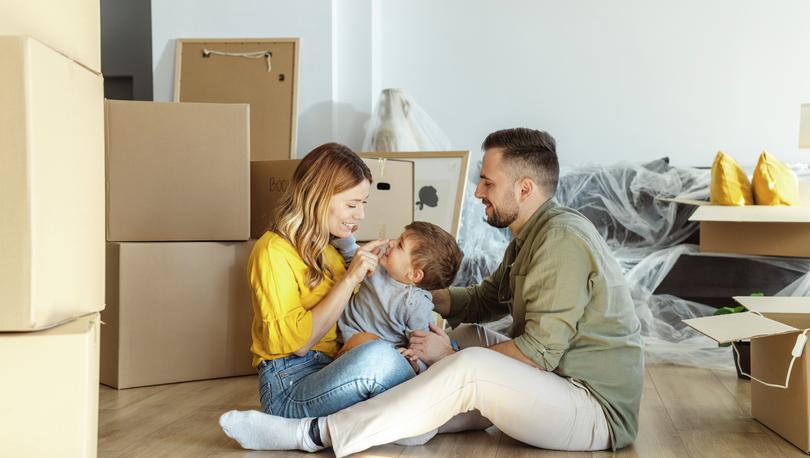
<box><xmin>258</xmin><ymin>339</ymin><xmax>415</xmax><ymax>418</ymax></box>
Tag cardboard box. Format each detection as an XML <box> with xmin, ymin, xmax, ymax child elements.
<box><xmin>666</xmin><ymin>181</ymin><xmax>810</xmax><ymax>257</ymax></box>
<box><xmin>0</xmin><ymin>36</ymin><xmax>105</xmax><ymax>331</ymax></box>
<box><xmin>102</xmin><ymin>242</ymin><xmax>255</xmax><ymax>389</ymax></box>
<box><xmin>105</xmin><ymin>100</ymin><xmax>250</xmax><ymax>242</ymax></box>
<box><xmin>0</xmin><ymin>1</ymin><xmax>101</xmax><ymax>73</ymax></box>
<box><xmin>251</xmin><ymin>157</ymin><xmax>414</xmax><ymax>240</ymax></box>
<box><xmin>0</xmin><ymin>313</ymin><xmax>101</xmax><ymax>457</ymax></box>
<box><xmin>684</xmin><ymin>296</ymin><xmax>810</xmax><ymax>453</ymax></box>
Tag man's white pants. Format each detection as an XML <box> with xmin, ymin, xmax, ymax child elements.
<box><xmin>327</xmin><ymin>324</ymin><xmax>611</xmax><ymax>457</ymax></box>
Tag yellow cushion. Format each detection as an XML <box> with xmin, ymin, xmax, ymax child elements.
<box><xmin>752</xmin><ymin>151</ymin><xmax>799</xmax><ymax>206</ymax></box>
<box><xmin>710</xmin><ymin>151</ymin><xmax>753</xmax><ymax>206</ymax></box>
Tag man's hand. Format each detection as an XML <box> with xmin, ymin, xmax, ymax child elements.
<box><xmin>408</xmin><ymin>323</ymin><xmax>456</xmax><ymax>366</ymax></box>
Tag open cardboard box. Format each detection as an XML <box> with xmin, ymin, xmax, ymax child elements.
<box><xmin>684</xmin><ymin>296</ymin><xmax>810</xmax><ymax>453</ymax></box>
<box><xmin>665</xmin><ymin>181</ymin><xmax>810</xmax><ymax>257</ymax></box>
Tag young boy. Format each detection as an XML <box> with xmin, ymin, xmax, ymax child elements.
<box><xmin>332</xmin><ymin>221</ymin><xmax>463</xmax><ymax>373</ymax></box>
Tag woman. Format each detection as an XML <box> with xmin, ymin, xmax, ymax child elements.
<box><xmin>248</xmin><ymin>142</ymin><xmax>415</xmax><ymax>418</ymax></box>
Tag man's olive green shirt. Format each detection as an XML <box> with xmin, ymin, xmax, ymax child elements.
<box><xmin>448</xmin><ymin>199</ymin><xmax>644</xmax><ymax>450</ymax></box>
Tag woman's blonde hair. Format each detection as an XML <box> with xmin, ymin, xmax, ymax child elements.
<box><xmin>271</xmin><ymin>143</ymin><xmax>372</xmax><ymax>289</ymax></box>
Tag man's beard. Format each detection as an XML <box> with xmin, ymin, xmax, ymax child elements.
<box><xmin>483</xmin><ymin>198</ymin><xmax>518</xmax><ymax>228</ymax></box>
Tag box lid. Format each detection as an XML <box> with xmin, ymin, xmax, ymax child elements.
<box><xmin>689</xmin><ymin>205</ymin><xmax>810</xmax><ymax>223</ymax></box>
<box><xmin>663</xmin><ymin>181</ymin><xmax>810</xmax><ymax>221</ymax></box>
<box><xmin>733</xmin><ymin>296</ymin><xmax>810</xmax><ymax>314</ymax></box>
<box><xmin>683</xmin><ymin>312</ymin><xmax>798</xmax><ymax>344</ymax></box>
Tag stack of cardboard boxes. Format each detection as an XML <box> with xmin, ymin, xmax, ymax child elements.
<box><xmin>101</xmin><ymin>100</ymin><xmax>256</xmax><ymax>389</ymax></box>
<box><xmin>0</xmin><ymin>2</ymin><xmax>104</xmax><ymax>456</ymax></box>
<box><xmin>1</xmin><ymin>7</ymin><xmax>417</xmax><ymax>451</ymax></box>
<box><xmin>101</xmin><ymin>101</ymin><xmax>416</xmax><ymax>389</ymax></box>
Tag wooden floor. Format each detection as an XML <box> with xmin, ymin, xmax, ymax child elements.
<box><xmin>98</xmin><ymin>364</ymin><xmax>806</xmax><ymax>457</ymax></box>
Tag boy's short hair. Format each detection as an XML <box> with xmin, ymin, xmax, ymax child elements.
<box><xmin>405</xmin><ymin>221</ymin><xmax>463</xmax><ymax>291</ymax></box>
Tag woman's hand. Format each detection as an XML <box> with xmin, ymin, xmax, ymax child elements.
<box><xmin>344</xmin><ymin>239</ymin><xmax>388</xmax><ymax>285</ymax></box>
<box><xmin>409</xmin><ymin>323</ymin><xmax>456</xmax><ymax>366</ymax></box>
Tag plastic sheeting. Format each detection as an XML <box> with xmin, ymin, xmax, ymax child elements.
<box><xmin>556</xmin><ymin>158</ymin><xmax>710</xmax><ymax>270</ymax></box>
<box><xmin>360</xmin><ymin>91</ymin><xmax>810</xmax><ymax>369</ymax></box>
<box><xmin>362</xmin><ymin>88</ymin><xmax>452</xmax><ymax>152</ymax></box>
<box><xmin>454</xmin><ymin>156</ymin><xmax>810</xmax><ymax>370</ymax></box>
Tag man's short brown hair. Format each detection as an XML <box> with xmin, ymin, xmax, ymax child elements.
<box><xmin>482</xmin><ymin>127</ymin><xmax>559</xmax><ymax>194</ymax></box>
<box><xmin>405</xmin><ymin>221</ymin><xmax>463</xmax><ymax>291</ymax></box>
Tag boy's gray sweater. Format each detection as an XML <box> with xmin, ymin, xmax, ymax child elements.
<box><xmin>332</xmin><ymin>236</ymin><xmax>435</xmax><ymax>372</ymax></box>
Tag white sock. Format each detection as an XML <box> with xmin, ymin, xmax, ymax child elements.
<box><xmin>218</xmin><ymin>410</ymin><xmax>324</xmax><ymax>452</ymax></box>
<box><xmin>394</xmin><ymin>428</ymin><xmax>438</xmax><ymax>446</ymax></box>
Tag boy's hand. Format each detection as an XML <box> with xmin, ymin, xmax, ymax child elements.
<box><xmin>398</xmin><ymin>348</ymin><xmax>421</xmax><ymax>374</ymax></box>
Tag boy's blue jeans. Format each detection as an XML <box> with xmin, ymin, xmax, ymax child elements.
<box><xmin>258</xmin><ymin>339</ymin><xmax>415</xmax><ymax>418</ymax></box>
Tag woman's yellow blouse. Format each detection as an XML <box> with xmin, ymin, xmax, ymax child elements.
<box><xmin>248</xmin><ymin>231</ymin><xmax>346</xmax><ymax>367</ymax></box>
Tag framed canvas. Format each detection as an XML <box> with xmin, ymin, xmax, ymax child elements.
<box><xmin>360</xmin><ymin>151</ymin><xmax>470</xmax><ymax>238</ymax></box>
<box><xmin>174</xmin><ymin>38</ymin><xmax>299</xmax><ymax>161</ymax></box>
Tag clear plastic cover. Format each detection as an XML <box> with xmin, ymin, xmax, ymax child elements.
<box><xmin>362</xmin><ymin>95</ymin><xmax>810</xmax><ymax>370</ymax></box>
<box><xmin>362</xmin><ymin>88</ymin><xmax>453</xmax><ymax>152</ymax></box>
<box><xmin>454</xmin><ymin>158</ymin><xmax>810</xmax><ymax>370</ymax></box>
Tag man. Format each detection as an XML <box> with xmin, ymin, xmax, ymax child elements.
<box><xmin>220</xmin><ymin>128</ymin><xmax>644</xmax><ymax>457</ymax></box>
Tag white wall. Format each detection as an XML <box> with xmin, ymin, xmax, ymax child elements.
<box><xmin>153</xmin><ymin>0</ymin><xmax>810</xmax><ymax>167</ymax></box>
<box><xmin>151</xmin><ymin>0</ymin><xmax>335</xmax><ymax>156</ymax></box>
<box><xmin>378</xmin><ymin>0</ymin><xmax>810</xmax><ymax>167</ymax></box>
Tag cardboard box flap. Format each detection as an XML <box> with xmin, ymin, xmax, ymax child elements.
<box><xmin>683</xmin><ymin>312</ymin><xmax>798</xmax><ymax>344</ymax></box>
<box><xmin>689</xmin><ymin>205</ymin><xmax>810</xmax><ymax>223</ymax></box>
<box><xmin>356</xmin><ymin>158</ymin><xmax>414</xmax><ymax>241</ymax></box>
<box><xmin>733</xmin><ymin>296</ymin><xmax>810</xmax><ymax>314</ymax></box>
<box><xmin>665</xmin><ymin>181</ymin><xmax>810</xmax><ymax>210</ymax></box>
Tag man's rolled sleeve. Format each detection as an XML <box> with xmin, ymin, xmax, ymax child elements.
<box><xmin>512</xmin><ymin>230</ymin><xmax>593</xmax><ymax>371</ymax></box>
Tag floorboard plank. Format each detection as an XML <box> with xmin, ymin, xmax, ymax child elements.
<box><xmin>593</xmin><ymin>386</ymin><xmax>689</xmax><ymax>458</ymax></box>
<box><xmin>679</xmin><ymin>431</ymin><xmax>785</xmax><ymax>458</ymax></box>
<box><xmin>649</xmin><ymin>364</ymin><xmax>763</xmax><ymax>433</ymax></box>
<box><xmin>99</xmin><ymin>365</ymin><xmax>795</xmax><ymax>457</ymax></box>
